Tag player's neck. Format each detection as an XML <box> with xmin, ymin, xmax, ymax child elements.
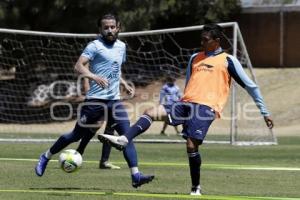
<box><xmin>205</xmin><ymin>47</ymin><xmax>223</xmax><ymax>57</ymax></box>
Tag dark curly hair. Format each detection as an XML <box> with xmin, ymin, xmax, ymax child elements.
<box><xmin>203</xmin><ymin>24</ymin><xmax>223</xmax><ymax>40</ymax></box>
<box><xmin>97</xmin><ymin>13</ymin><xmax>120</xmax><ymax>28</ymax></box>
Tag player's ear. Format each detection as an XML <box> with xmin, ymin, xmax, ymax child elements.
<box><xmin>116</xmin><ymin>21</ymin><xmax>121</xmax><ymax>32</ymax></box>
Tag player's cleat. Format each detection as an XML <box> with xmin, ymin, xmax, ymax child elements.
<box><xmin>190</xmin><ymin>185</ymin><xmax>202</xmax><ymax>195</ymax></box>
<box><xmin>160</xmin><ymin>131</ymin><xmax>166</xmax><ymax>135</ymax></box>
<box><xmin>35</xmin><ymin>154</ymin><xmax>49</xmax><ymax>177</ymax></box>
<box><xmin>99</xmin><ymin>161</ymin><xmax>121</xmax><ymax>170</ymax></box>
<box><xmin>97</xmin><ymin>134</ymin><xmax>128</xmax><ymax>151</ymax></box>
<box><xmin>131</xmin><ymin>172</ymin><xmax>155</xmax><ymax>188</ymax></box>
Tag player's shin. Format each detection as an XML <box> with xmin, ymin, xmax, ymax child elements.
<box><xmin>123</xmin><ymin>141</ymin><xmax>138</xmax><ymax>168</ymax></box>
<box><xmin>188</xmin><ymin>151</ymin><xmax>201</xmax><ymax>188</ymax></box>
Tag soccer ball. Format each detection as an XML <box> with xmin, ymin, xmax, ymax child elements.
<box><xmin>58</xmin><ymin>149</ymin><xmax>82</xmax><ymax>173</ymax></box>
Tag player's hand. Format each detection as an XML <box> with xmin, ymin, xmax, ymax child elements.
<box><xmin>124</xmin><ymin>84</ymin><xmax>134</xmax><ymax>95</ymax></box>
<box><xmin>264</xmin><ymin>116</ymin><xmax>274</xmax><ymax>129</ymax></box>
<box><xmin>93</xmin><ymin>76</ymin><xmax>109</xmax><ymax>88</ymax></box>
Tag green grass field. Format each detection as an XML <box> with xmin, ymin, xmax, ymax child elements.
<box><xmin>0</xmin><ymin>136</ymin><xmax>300</xmax><ymax>200</ymax></box>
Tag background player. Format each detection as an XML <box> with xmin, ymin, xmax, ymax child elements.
<box><xmin>159</xmin><ymin>76</ymin><xmax>182</xmax><ymax>135</ymax></box>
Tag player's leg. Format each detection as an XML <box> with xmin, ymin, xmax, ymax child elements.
<box><xmin>35</xmin><ymin>123</ymin><xmax>92</xmax><ymax>176</ymax></box>
<box><xmin>99</xmin><ymin>121</ymin><xmax>120</xmax><ymax>169</ymax></box>
<box><xmin>186</xmin><ymin>137</ymin><xmax>202</xmax><ymax>195</ymax></box>
<box><xmin>98</xmin><ymin>104</ymin><xmax>167</xmax><ymax>149</ymax></box>
<box><xmin>184</xmin><ymin>104</ymin><xmax>215</xmax><ymax>195</ymax></box>
<box><xmin>110</xmin><ymin>101</ymin><xmax>154</xmax><ymax>187</ymax></box>
<box><xmin>160</xmin><ymin>121</ymin><xmax>168</xmax><ymax>135</ymax></box>
<box><xmin>76</xmin><ymin>125</ymin><xmax>100</xmax><ymax>155</ymax></box>
<box><xmin>35</xmin><ymin>100</ymin><xmax>104</xmax><ymax>176</ymax></box>
<box><xmin>126</xmin><ymin>104</ymin><xmax>167</xmax><ymax>140</ymax></box>
<box><xmin>174</xmin><ymin>125</ymin><xmax>180</xmax><ymax>134</ymax></box>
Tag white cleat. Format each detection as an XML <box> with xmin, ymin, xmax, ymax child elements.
<box><xmin>98</xmin><ymin>134</ymin><xmax>128</xmax><ymax>151</ymax></box>
<box><xmin>190</xmin><ymin>185</ymin><xmax>202</xmax><ymax>196</ymax></box>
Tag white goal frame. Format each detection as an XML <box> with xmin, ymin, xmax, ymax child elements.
<box><xmin>0</xmin><ymin>22</ymin><xmax>277</xmax><ymax>145</ymax></box>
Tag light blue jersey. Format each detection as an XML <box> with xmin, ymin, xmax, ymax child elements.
<box><xmin>81</xmin><ymin>37</ymin><xmax>126</xmax><ymax>100</ymax></box>
<box><xmin>159</xmin><ymin>83</ymin><xmax>182</xmax><ymax>105</ymax></box>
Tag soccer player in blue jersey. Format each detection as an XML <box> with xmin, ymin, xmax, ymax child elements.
<box><xmin>98</xmin><ymin>24</ymin><xmax>274</xmax><ymax>195</ymax></box>
<box><xmin>35</xmin><ymin>14</ymin><xmax>154</xmax><ymax>187</ymax></box>
<box><xmin>159</xmin><ymin>76</ymin><xmax>182</xmax><ymax>135</ymax></box>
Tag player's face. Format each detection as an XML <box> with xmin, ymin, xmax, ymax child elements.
<box><xmin>100</xmin><ymin>19</ymin><xmax>119</xmax><ymax>43</ymax></box>
<box><xmin>201</xmin><ymin>31</ymin><xmax>220</xmax><ymax>53</ymax></box>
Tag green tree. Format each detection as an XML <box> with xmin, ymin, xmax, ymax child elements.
<box><xmin>0</xmin><ymin>0</ymin><xmax>240</xmax><ymax>33</ymax></box>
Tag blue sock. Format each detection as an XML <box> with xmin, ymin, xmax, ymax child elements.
<box><xmin>123</xmin><ymin>141</ymin><xmax>138</xmax><ymax>167</ymax></box>
<box><xmin>113</xmin><ymin>121</ymin><xmax>138</xmax><ymax>168</ymax></box>
<box><xmin>100</xmin><ymin>125</ymin><xmax>114</xmax><ymax>162</ymax></box>
<box><xmin>124</xmin><ymin>115</ymin><xmax>153</xmax><ymax>141</ymax></box>
<box><xmin>188</xmin><ymin>151</ymin><xmax>201</xmax><ymax>187</ymax></box>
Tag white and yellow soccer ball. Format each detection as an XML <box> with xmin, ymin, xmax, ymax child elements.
<box><xmin>58</xmin><ymin>149</ymin><xmax>82</xmax><ymax>173</ymax></box>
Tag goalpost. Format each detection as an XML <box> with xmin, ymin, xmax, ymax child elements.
<box><xmin>0</xmin><ymin>22</ymin><xmax>277</xmax><ymax>145</ymax></box>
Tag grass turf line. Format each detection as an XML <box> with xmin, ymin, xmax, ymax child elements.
<box><xmin>0</xmin><ymin>189</ymin><xmax>299</xmax><ymax>200</ymax></box>
<box><xmin>1</xmin><ymin>157</ymin><xmax>300</xmax><ymax>171</ymax></box>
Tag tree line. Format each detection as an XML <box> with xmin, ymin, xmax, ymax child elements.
<box><xmin>0</xmin><ymin>0</ymin><xmax>240</xmax><ymax>33</ymax></box>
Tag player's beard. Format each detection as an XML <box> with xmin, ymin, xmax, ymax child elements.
<box><xmin>101</xmin><ymin>32</ymin><xmax>118</xmax><ymax>45</ymax></box>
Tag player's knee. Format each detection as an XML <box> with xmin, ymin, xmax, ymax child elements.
<box><xmin>186</xmin><ymin>142</ymin><xmax>197</xmax><ymax>152</ymax></box>
<box><xmin>186</xmin><ymin>138</ymin><xmax>201</xmax><ymax>152</ymax></box>
<box><xmin>143</xmin><ymin>107</ymin><xmax>156</xmax><ymax>119</ymax></box>
<box><xmin>61</xmin><ymin>133</ymin><xmax>81</xmax><ymax>143</ymax></box>
<box><xmin>186</xmin><ymin>145</ymin><xmax>197</xmax><ymax>153</ymax></box>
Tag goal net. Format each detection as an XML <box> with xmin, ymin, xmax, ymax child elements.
<box><xmin>0</xmin><ymin>22</ymin><xmax>277</xmax><ymax>145</ymax></box>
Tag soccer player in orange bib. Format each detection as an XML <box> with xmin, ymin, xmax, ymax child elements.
<box><xmin>99</xmin><ymin>24</ymin><xmax>274</xmax><ymax>195</ymax></box>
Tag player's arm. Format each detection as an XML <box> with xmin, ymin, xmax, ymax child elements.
<box><xmin>185</xmin><ymin>53</ymin><xmax>198</xmax><ymax>88</ymax></box>
<box><xmin>159</xmin><ymin>86</ymin><xmax>166</xmax><ymax>104</ymax></box>
<box><xmin>74</xmin><ymin>56</ymin><xmax>108</xmax><ymax>88</ymax></box>
<box><xmin>82</xmin><ymin>77</ymin><xmax>90</xmax><ymax>95</ymax></box>
<box><xmin>226</xmin><ymin>55</ymin><xmax>274</xmax><ymax>129</ymax></box>
<box><xmin>120</xmin><ymin>77</ymin><xmax>134</xmax><ymax>95</ymax></box>
<box><xmin>176</xmin><ymin>86</ymin><xmax>182</xmax><ymax>99</ymax></box>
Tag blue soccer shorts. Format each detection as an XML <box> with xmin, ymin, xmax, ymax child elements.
<box><xmin>75</xmin><ymin>99</ymin><xmax>130</xmax><ymax>136</ymax></box>
<box><xmin>163</xmin><ymin>102</ymin><xmax>215</xmax><ymax>141</ymax></box>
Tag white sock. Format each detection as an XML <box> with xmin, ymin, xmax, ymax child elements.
<box><xmin>194</xmin><ymin>185</ymin><xmax>201</xmax><ymax>189</ymax></box>
<box><xmin>44</xmin><ymin>149</ymin><xmax>52</xmax><ymax>159</ymax></box>
<box><xmin>130</xmin><ymin>167</ymin><xmax>139</xmax><ymax>175</ymax></box>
